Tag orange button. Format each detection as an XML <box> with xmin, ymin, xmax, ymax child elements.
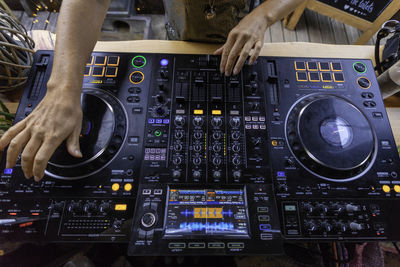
<box><xmin>124</xmin><ymin>183</ymin><xmax>133</xmax><ymax>192</ymax></box>
<box><xmin>394</xmin><ymin>185</ymin><xmax>400</xmax><ymax>193</ymax></box>
<box><xmin>382</xmin><ymin>185</ymin><xmax>390</xmax><ymax>193</ymax></box>
<box><xmin>115</xmin><ymin>204</ymin><xmax>127</xmax><ymax>211</ymax></box>
<box><xmin>271</xmin><ymin>140</ymin><xmax>278</xmax><ymax>146</ymax></box>
<box><xmin>112</xmin><ymin>183</ymin><xmax>120</xmax><ymax>191</ymax></box>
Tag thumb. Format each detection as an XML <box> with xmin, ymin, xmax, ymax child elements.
<box><xmin>66</xmin><ymin>125</ymin><xmax>82</xmax><ymax>158</ymax></box>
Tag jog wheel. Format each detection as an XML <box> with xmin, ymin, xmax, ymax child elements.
<box><xmin>285</xmin><ymin>94</ymin><xmax>376</xmax><ymax>181</ymax></box>
<box><xmin>45</xmin><ymin>88</ymin><xmax>127</xmax><ymax>179</ymax></box>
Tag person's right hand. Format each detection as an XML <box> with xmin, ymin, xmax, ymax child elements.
<box><xmin>0</xmin><ymin>84</ymin><xmax>83</xmax><ymax>181</ymax></box>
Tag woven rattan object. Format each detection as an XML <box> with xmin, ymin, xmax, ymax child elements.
<box><xmin>0</xmin><ymin>8</ymin><xmax>35</xmax><ymax>92</ymax></box>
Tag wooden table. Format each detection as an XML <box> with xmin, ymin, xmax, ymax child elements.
<box><xmin>2</xmin><ymin>30</ymin><xmax>400</xmax><ymax>146</ymax></box>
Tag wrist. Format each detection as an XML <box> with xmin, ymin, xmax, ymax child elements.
<box><xmin>46</xmin><ymin>79</ymin><xmax>83</xmax><ymax>100</ymax></box>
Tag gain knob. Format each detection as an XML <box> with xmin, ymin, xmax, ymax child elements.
<box><xmin>193</xmin><ymin>131</ymin><xmax>203</xmax><ymax>139</ymax></box>
<box><xmin>193</xmin><ymin>116</ymin><xmax>204</xmax><ymax>127</ymax></box>
<box><xmin>193</xmin><ymin>170</ymin><xmax>201</xmax><ymax>179</ymax></box>
<box><xmin>99</xmin><ymin>203</ymin><xmax>111</xmax><ymax>213</ymax></box>
<box><xmin>213</xmin><ymin>132</ymin><xmax>222</xmax><ymax>140</ymax></box>
<box><xmin>213</xmin><ymin>156</ymin><xmax>222</xmax><ymax>166</ymax></box>
<box><xmin>321</xmin><ymin>222</ymin><xmax>332</xmax><ymax>232</ymax></box>
<box><xmin>141</xmin><ymin>212</ymin><xmax>156</xmax><ymax>228</ymax></box>
<box><xmin>213</xmin><ymin>171</ymin><xmax>221</xmax><ymax>179</ymax></box>
<box><xmin>174</xmin><ymin>131</ymin><xmax>183</xmax><ymax>139</ymax></box>
<box><xmin>172</xmin><ymin>170</ymin><xmax>181</xmax><ymax>179</ymax></box>
<box><xmin>172</xmin><ymin>156</ymin><xmax>182</xmax><ymax>165</ymax></box>
<box><xmin>174</xmin><ymin>115</ymin><xmax>185</xmax><ymax>127</ymax></box>
<box><xmin>233</xmin><ymin>171</ymin><xmax>241</xmax><ymax>179</ymax></box>
<box><xmin>174</xmin><ymin>143</ymin><xmax>183</xmax><ymax>152</ymax></box>
<box><xmin>211</xmin><ymin>117</ymin><xmax>223</xmax><ymax>127</ymax></box>
<box><xmin>194</xmin><ymin>144</ymin><xmax>202</xmax><ymax>152</ymax></box>
<box><xmin>213</xmin><ymin>144</ymin><xmax>222</xmax><ymax>152</ymax></box>
<box><xmin>232</xmin><ymin>131</ymin><xmax>241</xmax><ymax>140</ymax></box>
<box><xmin>232</xmin><ymin>155</ymin><xmax>241</xmax><ymax>166</ymax></box>
<box><xmin>349</xmin><ymin>222</ymin><xmax>363</xmax><ymax>231</ymax></box>
<box><xmin>230</xmin><ymin>117</ymin><xmax>241</xmax><ymax>128</ymax></box>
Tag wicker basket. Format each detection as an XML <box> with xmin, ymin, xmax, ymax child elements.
<box><xmin>0</xmin><ymin>8</ymin><xmax>35</xmax><ymax>92</ymax></box>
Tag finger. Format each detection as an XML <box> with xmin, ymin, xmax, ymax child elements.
<box><xmin>225</xmin><ymin>37</ymin><xmax>247</xmax><ymax>76</ymax></box>
<box><xmin>220</xmin><ymin>35</ymin><xmax>236</xmax><ymax>74</ymax></box>
<box><xmin>21</xmin><ymin>137</ymin><xmax>43</xmax><ymax>179</ymax></box>
<box><xmin>248</xmin><ymin>40</ymin><xmax>262</xmax><ymax>65</ymax></box>
<box><xmin>5</xmin><ymin>129</ymin><xmax>31</xmax><ymax>169</ymax></box>
<box><xmin>233</xmin><ymin>41</ymin><xmax>254</xmax><ymax>75</ymax></box>
<box><xmin>32</xmin><ymin>139</ymin><xmax>62</xmax><ymax>181</ymax></box>
<box><xmin>66</xmin><ymin>123</ymin><xmax>82</xmax><ymax>158</ymax></box>
<box><xmin>213</xmin><ymin>45</ymin><xmax>224</xmax><ymax>55</ymax></box>
<box><xmin>0</xmin><ymin>120</ymin><xmax>26</xmax><ymax>150</ymax></box>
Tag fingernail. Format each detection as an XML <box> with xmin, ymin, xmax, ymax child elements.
<box><xmin>34</xmin><ymin>176</ymin><xmax>40</xmax><ymax>182</ymax></box>
<box><xmin>75</xmin><ymin>150</ymin><xmax>82</xmax><ymax>157</ymax></box>
<box><xmin>233</xmin><ymin>68</ymin><xmax>238</xmax><ymax>75</ymax></box>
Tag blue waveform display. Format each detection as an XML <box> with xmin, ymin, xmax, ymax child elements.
<box><xmin>179</xmin><ymin>222</ymin><xmax>234</xmax><ymax>231</ymax></box>
<box><xmin>179</xmin><ymin>209</ymin><xmax>233</xmax><ymax>217</ymax></box>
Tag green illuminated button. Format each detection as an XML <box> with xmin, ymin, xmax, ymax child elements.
<box><xmin>132</xmin><ymin>55</ymin><xmax>146</xmax><ymax>68</ymax></box>
<box><xmin>353</xmin><ymin>62</ymin><xmax>367</xmax><ymax>73</ymax></box>
<box><xmin>154</xmin><ymin>129</ymin><xmax>162</xmax><ymax>137</ymax></box>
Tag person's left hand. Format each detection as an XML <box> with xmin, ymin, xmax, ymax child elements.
<box><xmin>214</xmin><ymin>9</ymin><xmax>268</xmax><ymax>76</ymax></box>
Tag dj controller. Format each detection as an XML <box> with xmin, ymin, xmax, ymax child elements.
<box><xmin>1</xmin><ymin>50</ymin><xmax>400</xmax><ymax>255</ymax></box>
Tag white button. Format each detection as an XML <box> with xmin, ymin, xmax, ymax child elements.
<box><xmin>142</xmin><ymin>189</ymin><xmax>151</xmax><ymax>195</ymax></box>
<box><xmin>154</xmin><ymin>189</ymin><xmax>163</xmax><ymax>195</ymax></box>
<box><xmin>260</xmin><ymin>125</ymin><xmax>266</xmax><ymax>130</ymax></box>
<box><xmin>252</xmin><ymin>125</ymin><xmax>259</xmax><ymax>129</ymax></box>
<box><xmin>259</xmin><ymin>116</ymin><xmax>265</xmax><ymax>122</ymax></box>
<box><xmin>245</xmin><ymin>116</ymin><xmax>251</xmax><ymax>122</ymax></box>
<box><xmin>245</xmin><ymin>124</ymin><xmax>251</xmax><ymax>129</ymax></box>
<box><xmin>252</xmin><ymin>116</ymin><xmax>258</xmax><ymax>121</ymax></box>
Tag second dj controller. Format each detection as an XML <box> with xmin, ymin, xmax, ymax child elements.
<box><xmin>1</xmin><ymin>51</ymin><xmax>400</xmax><ymax>255</ymax></box>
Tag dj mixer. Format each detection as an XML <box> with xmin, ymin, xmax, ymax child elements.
<box><xmin>0</xmin><ymin>51</ymin><xmax>399</xmax><ymax>255</ymax></box>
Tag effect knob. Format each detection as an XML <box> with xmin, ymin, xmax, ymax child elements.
<box><xmin>213</xmin><ymin>171</ymin><xmax>221</xmax><ymax>179</ymax></box>
<box><xmin>230</xmin><ymin>117</ymin><xmax>241</xmax><ymax>128</ymax></box>
<box><xmin>211</xmin><ymin>117</ymin><xmax>223</xmax><ymax>127</ymax></box>
<box><xmin>305</xmin><ymin>220</ymin><xmax>317</xmax><ymax>232</ymax></box>
<box><xmin>349</xmin><ymin>222</ymin><xmax>363</xmax><ymax>231</ymax></box>
<box><xmin>174</xmin><ymin>115</ymin><xmax>185</xmax><ymax>127</ymax></box>
<box><xmin>303</xmin><ymin>203</ymin><xmax>313</xmax><ymax>213</ymax></box>
<box><xmin>213</xmin><ymin>156</ymin><xmax>222</xmax><ymax>166</ymax></box>
<box><xmin>321</xmin><ymin>222</ymin><xmax>332</xmax><ymax>232</ymax></box>
<box><xmin>172</xmin><ymin>170</ymin><xmax>181</xmax><ymax>179</ymax></box>
<box><xmin>193</xmin><ymin>116</ymin><xmax>204</xmax><ymax>127</ymax></box>
<box><xmin>316</xmin><ymin>203</ymin><xmax>328</xmax><ymax>213</ymax></box>
<box><xmin>141</xmin><ymin>212</ymin><xmax>156</xmax><ymax>228</ymax></box>
<box><xmin>232</xmin><ymin>155</ymin><xmax>241</xmax><ymax>166</ymax></box>
<box><xmin>346</xmin><ymin>204</ymin><xmax>360</xmax><ymax>213</ymax></box>
<box><xmin>213</xmin><ymin>144</ymin><xmax>222</xmax><ymax>152</ymax></box>
<box><xmin>335</xmin><ymin>222</ymin><xmax>347</xmax><ymax>232</ymax></box>
<box><xmin>99</xmin><ymin>203</ymin><xmax>111</xmax><ymax>213</ymax></box>
<box><xmin>193</xmin><ymin>170</ymin><xmax>201</xmax><ymax>179</ymax></box>
<box><xmin>233</xmin><ymin>171</ymin><xmax>241</xmax><ymax>179</ymax></box>
<box><xmin>83</xmin><ymin>202</ymin><xmax>96</xmax><ymax>213</ymax></box>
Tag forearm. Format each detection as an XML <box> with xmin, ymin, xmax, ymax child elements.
<box><xmin>47</xmin><ymin>0</ymin><xmax>111</xmax><ymax>96</ymax></box>
<box><xmin>254</xmin><ymin>0</ymin><xmax>305</xmax><ymax>29</ymax></box>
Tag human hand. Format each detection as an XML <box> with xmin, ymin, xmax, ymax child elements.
<box><xmin>214</xmin><ymin>9</ymin><xmax>268</xmax><ymax>76</ymax></box>
<box><xmin>0</xmin><ymin>86</ymin><xmax>83</xmax><ymax>181</ymax></box>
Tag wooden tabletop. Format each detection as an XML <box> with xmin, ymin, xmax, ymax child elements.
<box><xmin>2</xmin><ymin>30</ymin><xmax>400</xmax><ymax>145</ymax></box>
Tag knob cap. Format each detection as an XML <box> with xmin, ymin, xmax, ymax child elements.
<box><xmin>174</xmin><ymin>115</ymin><xmax>185</xmax><ymax>127</ymax></box>
<box><xmin>321</xmin><ymin>222</ymin><xmax>332</xmax><ymax>232</ymax></box>
<box><xmin>213</xmin><ymin>144</ymin><xmax>222</xmax><ymax>152</ymax></box>
<box><xmin>193</xmin><ymin>116</ymin><xmax>204</xmax><ymax>127</ymax></box>
<box><xmin>232</xmin><ymin>156</ymin><xmax>241</xmax><ymax>165</ymax></box>
<box><xmin>346</xmin><ymin>204</ymin><xmax>360</xmax><ymax>212</ymax></box>
<box><xmin>174</xmin><ymin>143</ymin><xmax>183</xmax><ymax>152</ymax></box>
<box><xmin>172</xmin><ymin>156</ymin><xmax>182</xmax><ymax>165</ymax></box>
<box><xmin>67</xmin><ymin>202</ymin><xmax>82</xmax><ymax>213</ymax></box>
<box><xmin>316</xmin><ymin>204</ymin><xmax>328</xmax><ymax>213</ymax></box>
<box><xmin>156</xmin><ymin>94</ymin><xmax>165</xmax><ymax>104</ymax></box>
<box><xmin>193</xmin><ymin>144</ymin><xmax>202</xmax><ymax>152</ymax></box>
<box><xmin>211</xmin><ymin>117</ymin><xmax>223</xmax><ymax>127</ymax></box>
<box><xmin>305</xmin><ymin>221</ymin><xmax>317</xmax><ymax>231</ymax></box>
<box><xmin>232</xmin><ymin>131</ymin><xmax>241</xmax><ymax>140</ymax></box>
<box><xmin>141</xmin><ymin>212</ymin><xmax>156</xmax><ymax>228</ymax></box>
<box><xmin>213</xmin><ymin>171</ymin><xmax>221</xmax><ymax>179</ymax></box>
<box><xmin>174</xmin><ymin>131</ymin><xmax>183</xmax><ymax>139</ymax></box>
<box><xmin>193</xmin><ymin>131</ymin><xmax>203</xmax><ymax>139</ymax></box>
<box><xmin>230</xmin><ymin>117</ymin><xmax>241</xmax><ymax>127</ymax></box>
<box><xmin>84</xmin><ymin>203</ymin><xmax>96</xmax><ymax>213</ymax></box>
<box><xmin>349</xmin><ymin>222</ymin><xmax>362</xmax><ymax>231</ymax></box>
<box><xmin>303</xmin><ymin>203</ymin><xmax>313</xmax><ymax>213</ymax></box>
<box><xmin>172</xmin><ymin>170</ymin><xmax>181</xmax><ymax>179</ymax></box>
<box><xmin>233</xmin><ymin>171</ymin><xmax>241</xmax><ymax>179</ymax></box>
<box><xmin>193</xmin><ymin>157</ymin><xmax>202</xmax><ymax>165</ymax></box>
<box><xmin>335</xmin><ymin>222</ymin><xmax>347</xmax><ymax>232</ymax></box>
<box><xmin>232</xmin><ymin>144</ymin><xmax>240</xmax><ymax>153</ymax></box>
<box><xmin>213</xmin><ymin>132</ymin><xmax>222</xmax><ymax>140</ymax></box>
<box><xmin>193</xmin><ymin>170</ymin><xmax>201</xmax><ymax>178</ymax></box>
<box><xmin>99</xmin><ymin>203</ymin><xmax>111</xmax><ymax>213</ymax></box>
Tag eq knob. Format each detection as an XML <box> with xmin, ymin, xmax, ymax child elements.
<box><xmin>252</xmin><ymin>102</ymin><xmax>260</xmax><ymax>111</ymax></box>
<box><xmin>193</xmin><ymin>157</ymin><xmax>202</xmax><ymax>165</ymax></box>
<box><xmin>83</xmin><ymin>202</ymin><xmax>96</xmax><ymax>213</ymax></box>
<box><xmin>213</xmin><ymin>132</ymin><xmax>222</xmax><ymax>140</ymax></box>
<box><xmin>230</xmin><ymin>117</ymin><xmax>241</xmax><ymax>128</ymax></box>
<box><xmin>335</xmin><ymin>222</ymin><xmax>347</xmax><ymax>232</ymax></box>
<box><xmin>155</xmin><ymin>106</ymin><xmax>166</xmax><ymax>116</ymax></box>
<box><xmin>174</xmin><ymin>115</ymin><xmax>185</xmax><ymax>127</ymax></box>
<box><xmin>67</xmin><ymin>202</ymin><xmax>82</xmax><ymax>213</ymax></box>
<box><xmin>156</xmin><ymin>94</ymin><xmax>165</xmax><ymax>104</ymax></box>
<box><xmin>174</xmin><ymin>131</ymin><xmax>183</xmax><ymax>139</ymax></box>
<box><xmin>316</xmin><ymin>204</ymin><xmax>328</xmax><ymax>214</ymax></box>
<box><xmin>172</xmin><ymin>170</ymin><xmax>181</xmax><ymax>179</ymax></box>
<box><xmin>349</xmin><ymin>222</ymin><xmax>363</xmax><ymax>231</ymax></box>
<box><xmin>193</xmin><ymin>144</ymin><xmax>202</xmax><ymax>152</ymax></box>
<box><xmin>174</xmin><ymin>143</ymin><xmax>183</xmax><ymax>152</ymax></box>
<box><xmin>99</xmin><ymin>203</ymin><xmax>111</xmax><ymax>213</ymax></box>
<box><xmin>232</xmin><ymin>144</ymin><xmax>240</xmax><ymax>153</ymax></box>
<box><xmin>172</xmin><ymin>156</ymin><xmax>182</xmax><ymax>165</ymax></box>
<box><xmin>193</xmin><ymin>131</ymin><xmax>203</xmax><ymax>139</ymax></box>
<box><xmin>304</xmin><ymin>220</ymin><xmax>317</xmax><ymax>232</ymax></box>
<box><xmin>193</xmin><ymin>116</ymin><xmax>204</xmax><ymax>127</ymax></box>
<box><xmin>213</xmin><ymin>171</ymin><xmax>221</xmax><ymax>179</ymax></box>
<box><xmin>211</xmin><ymin>117</ymin><xmax>223</xmax><ymax>127</ymax></box>
<box><xmin>233</xmin><ymin>171</ymin><xmax>241</xmax><ymax>179</ymax></box>
<box><xmin>159</xmin><ymin>70</ymin><xmax>169</xmax><ymax>79</ymax></box>
<box><xmin>232</xmin><ymin>155</ymin><xmax>241</xmax><ymax>166</ymax></box>
<box><xmin>213</xmin><ymin>144</ymin><xmax>222</xmax><ymax>152</ymax></box>
<box><xmin>193</xmin><ymin>170</ymin><xmax>201</xmax><ymax>179</ymax></box>
<box><xmin>141</xmin><ymin>212</ymin><xmax>156</xmax><ymax>228</ymax></box>
<box><xmin>303</xmin><ymin>203</ymin><xmax>314</xmax><ymax>213</ymax></box>
<box><xmin>332</xmin><ymin>203</ymin><xmax>345</xmax><ymax>213</ymax></box>
<box><xmin>250</xmin><ymin>71</ymin><xmax>258</xmax><ymax>81</ymax></box>
<box><xmin>232</xmin><ymin>131</ymin><xmax>241</xmax><ymax>140</ymax></box>
<box><xmin>213</xmin><ymin>156</ymin><xmax>222</xmax><ymax>166</ymax></box>
<box><xmin>321</xmin><ymin>222</ymin><xmax>332</xmax><ymax>232</ymax></box>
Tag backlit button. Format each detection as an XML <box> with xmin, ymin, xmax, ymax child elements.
<box><xmin>319</xmin><ymin>62</ymin><xmax>330</xmax><ymax>71</ymax></box>
<box><xmin>124</xmin><ymin>183</ymin><xmax>132</xmax><ymax>191</ymax></box>
<box><xmin>296</xmin><ymin>72</ymin><xmax>307</xmax><ymax>82</ymax></box>
<box><xmin>353</xmin><ymin>62</ymin><xmax>367</xmax><ymax>73</ymax></box>
<box><xmin>294</xmin><ymin>61</ymin><xmax>306</xmax><ymax>70</ymax></box>
<box><xmin>394</xmin><ymin>185</ymin><xmax>400</xmax><ymax>193</ymax></box>
<box><xmin>188</xmin><ymin>243</ymin><xmax>205</xmax><ymax>249</ymax></box>
<box><xmin>142</xmin><ymin>189</ymin><xmax>151</xmax><ymax>195</ymax></box>
<box><xmin>87</xmin><ymin>56</ymin><xmax>93</xmax><ymax>65</ymax></box>
<box><xmin>227</xmin><ymin>243</ymin><xmax>244</xmax><ymax>249</ymax></box>
<box><xmin>132</xmin><ymin>55</ymin><xmax>146</xmax><ymax>68</ymax></box>
<box><xmin>92</xmin><ymin>66</ymin><xmax>105</xmax><ymax>77</ymax></box>
<box><xmin>169</xmin><ymin>243</ymin><xmax>186</xmax><ymax>249</ymax></box>
<box><xmin>94</xmin><ymin>56</ymin><xmax>107</xmax><ymax>66</ymax></box>
<box><xmin>107</xmin><ymin>56</ymin><xmax>120</xmax><ymax>66</ymax></box>
<box><xmin>333</xmin><ymin>72</ymin><xmax>345</xmax><ymax>82</ymax></box>
<box><xmin>309</xmin><ymin>72</ymin><xmax>320</xmax><ymax>82</ymax></box>
<box><xmin>357</xmin><ymin>77</ymin><xmax>371</xmax><ymax>89</ymax></box>
<box><xmin>112</xmin><ymin>183</ymin><xmax>120</xmax><ymax>191</ymax></box>
<box><xmin>154</xmin><ymin>189</ymin><xmax>163</xmax><ymax>195</ymax></box>
<box><xmin>307</xmin><ymin>62</ymin><xmax>318</xmax><ymax>71</ymax></box>
<box><xmin>84</xmin><ymin>66</ymin><xmax>91</xmax><ymax>76</ymax></box>
<box><xmin>382</xmin><ymin>185</ymin><xmax>390</xmax><ymax>193</ymax></box>
<box><xmin>257</xmin><ymin>207</ymin><xmax>269</xmax><ymax>213</ymax></box>
<box><xmin>331</xmin><ymin>62</ymin><xmax>342</xmax><ymax>71</ymax></box>
<box><xmin>208</xmin><ymin>242</ymin><xmax>225</xmax><ymax>249</ymax></box>
<box><xmin>129</xmin><ymin>71</ymin><xmax>144</xmax><ymax>84</ymax></box>
<box><xmin>115</xmin><ymin>204</ymin><xmax>127</xmax><ymax>211</ymax></box>
<box><xmin>105</xmin><ymin>67</ymin><xmax>118</xmax><ymax>77</ymax></box>
<box><xmin>321</xmin><ymin>72</ymin><xmax>332</xmax><ymax>82</ymax></box>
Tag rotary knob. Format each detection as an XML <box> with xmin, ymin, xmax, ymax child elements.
<box><xmin>232</xmin><ymin>155</ymin><xmax>241</xmax><ymax>166</ymax></box>
<box><xmin>156</xmin><ymin>94</ymin><xmax>165</xmax><ymax>104</ymax></box>
<box><xmin>67</xmin><ymin>202</ymin><xmax>82</xmax><ymax>213</ymax></box>
<box><xmin>250</xmin><ymin>71</ymin><xmax>258</xmax><ymax>81</ymax></box>
<box><xmin>321</xmin><ymin>222</ymin><xmax>332</xmax><ymax>232</ymax></box>
<box><xmin>250</xmin><ymin>81</ymin><xmax>258</xmax><ymax>94</ymax></box>
<box><xmin>213</xmin><ymin>132</ymin><xmax>222</xmax><ymax>140</ymax></box>
<box><xmin>335</xmin><ymin>222</ymin><xmax>347</xmax><ymax>232</ymax></box>
<box><xmin>83</xmin><ymin>202</ymin><xmax>96</xmax><ymax>213</ymax></box>
<box><xmin>193</xmin><ymin>157</ymin><xmax>202</xmax><ymax>165</ymax></box>
<box><xmin>172</xmin><ymin>170</ymin><xmax>181</xmax><ymax>179</ymax></box>
<box><xmin>172</xmin><ymin>156</ymin><xmax>182</xmax><ymax>165</ymax></box>
<box><xmin>213</xmin><ymin>156</ymin><xmax>222</xmax><ymax>166</ymax></box>
<box><xmin>232</xmin><ymin>144</ymin><xmax>240</xmax><ymax>153</ymax></box>
<box><xmin>213</xmin><ymin>144</ymin><xmax>222</xmax><ymax>152</ymax></box>
<box><xmin>174</xmin><ymin>131</ymin><xmax>183</xmax><ymax>139</ymax></box>
<box><xmin>141</xmin><ymin>212</ymin><xmax>156</xmax><ymax>228</ymax></box>
<box><xmin>230</xmin><ymin>117</ymin><xmax>241</xmax><ymax>128</ymax></box>
<box><xmin>304</xmin><ymin>220</ymin><xmax>317</xmax><ymax>232</ymax></box>
<box><xmin>193</xmin><ymin>116</ymin><xmax>204</xmax><ymax>127</ymax></box>
<box><xmin>193</xmin><ymin>144</ymin><xmax>202</xmax><ymax>152</ymax></box>
<box><xmin>332</xmin><ymin>203</ymin><xmax>345</xmax><ymax>213</ymax></box>
<box><xmin>278</xmin><ymin>184</ymin><xmax>288</xmax><ymax>192</ymax></box>
<box><xmin>174</xmin><ymin>115</ymin><xmax>185</xmax><ymax>127</ymax></box>
<box><xmin>213</xmin><ymin>171</ymin><xmax>221</xmax><ymax>179</ymax></box>
<box><xmin>159</xmin><ymin>70</ymin><xmax>169</xmax><ymax>79</ymax></box>
<box><xmin>174</xmin><ymin>143</ymin><xmax>183</xmax><ymax>152</ymax></box>
<box><xmin>193</xmin><ymin>170</ymin><xmax>201</xmax><ymax>179</ymax></box>
<box><xmin>233</xmin><ymin>171</ymin><xmax>241</xmax><ymax>179</ymax></box>
<box><xmin>349</xmin><ymin>222</ymin><xmax>363</xmax><ymax>231</ymax></box>
<box><xmin>193</xmin><ymin>131</ymin><xmax>203</xmax><ymax>139</ymax></box>
<box><xmin>99</xmin><ymin>203</ymin><xmax>111</xmax><ymax>213</ymax></box>
<box><xmin>316</xmin><ymin>203</ymin><xmax>328</xmax><ymax>213</ymax></box>
<box><xmin>211</xmin><ymin>117</ymin><xmax>223</xmax><ymax>127</ymax></box>
<box><xmin>303</xmin><ymin>203</ymin><xmax>314</xmax><ymax>213</ymax></box>
<box><xmin>346</xmin><ymin>204</ymin><xmax>360</xmax><ymax>213</ymax></box>
<box><xmin>232</xmin><ymin>131</ymin><xmax>241</xmax><ymax>140</ymax></box>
